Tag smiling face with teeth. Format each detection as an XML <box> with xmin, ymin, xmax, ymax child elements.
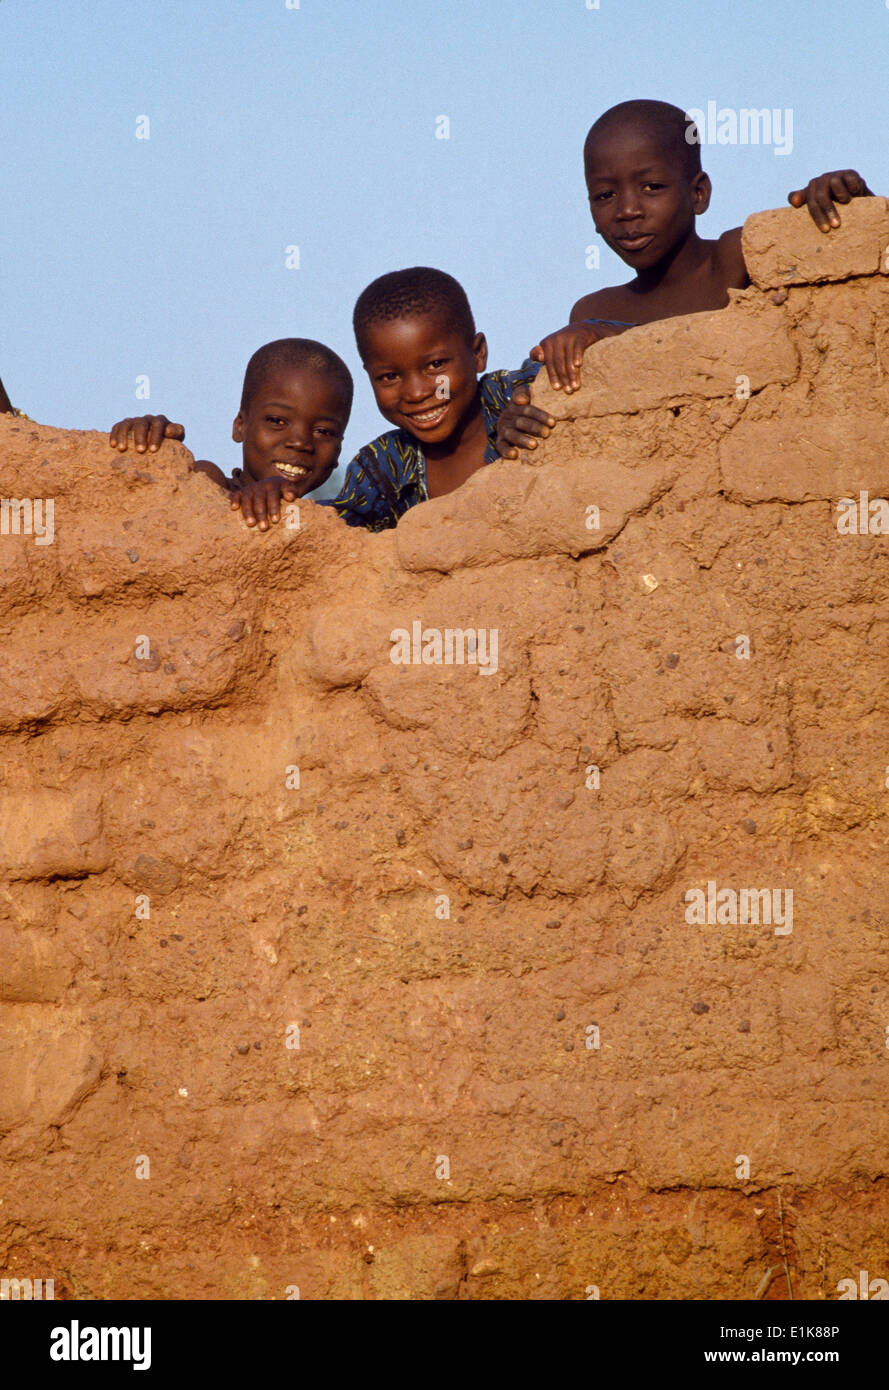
<box><xmin>231</xmin><ymin>365</ymin><xmax>350</xmax><ymax>495</ymax></box>
<box><xmin>361</xmin><ymin>310</ymin><xmax>487</xmax><ymax>454</ymax></box>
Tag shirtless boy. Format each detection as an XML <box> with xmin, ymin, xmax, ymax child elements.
<box><xmin>497</xmin><ymin>98</ymin><xmax>872</xmax><ymax>456</ymax></box>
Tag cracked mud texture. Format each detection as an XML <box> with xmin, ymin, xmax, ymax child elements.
<box><xmin>2</xmin><ymin>201</ymin><xmax>889</xmax><ymax>1300</ymax></box>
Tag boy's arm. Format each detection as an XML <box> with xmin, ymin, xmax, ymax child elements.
<box><xmin>712</xmin><ymin>174</ymin><xmax>871</xmax><ymax>282</ymax></box>
<box><xmin>0</xmin><ymin>377</ymin><xmax>12</xmax><ymax>414</ymax></box>
<box><xmin>722</xmin><ymin>170</ymin><xmax>872</xmax><ymax>283</ymax></box>
<box><xmin>788</xmin><ymin>169</ymin><xmax>872</xmax><ymax>231</ymax></box>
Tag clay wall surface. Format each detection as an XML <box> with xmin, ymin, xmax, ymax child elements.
<box><xmin>2</xmin><ymin>202</ymin><xmax>889</xmax><ymax>1299</ymax></box>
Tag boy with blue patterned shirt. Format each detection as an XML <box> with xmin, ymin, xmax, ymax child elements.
<box><xmin>321</xmin><ymin>266</ymin><xmax>538</xmax><ymax>530</ymax></box>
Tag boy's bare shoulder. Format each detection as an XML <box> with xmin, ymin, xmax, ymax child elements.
<box><xmin>192</xmin><ymin>458</ymin><xmax>232</xmax><ymax>490</ymax></box>
<box><xmin>713</xmin><ymin>226</ymin><xmax>749</xmax><ymax>286</ymax></box>
<box><xmin>569</xmin><ymin>286</ymin><xmax>636</xmax><ymax>324</ymax></box>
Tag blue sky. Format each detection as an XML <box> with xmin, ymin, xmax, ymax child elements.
<box><xmin>2</xmin><ymin>0</ymin><xmax>886</xmax><ymax>496</ymax></box>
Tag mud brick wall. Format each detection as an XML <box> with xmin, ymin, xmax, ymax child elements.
<box><xmin>2</xmin><ymin>202</ymin><xmax>889</xmax><ymax>1301</ymax></box>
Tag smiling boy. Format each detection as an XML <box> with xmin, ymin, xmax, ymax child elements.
<box><xmin>319</xmin><ymin>266</ymin><xmax>539</xmax><ymax>530</ymax></box>
<box><xmin>497</xmin><ymin>99</ymin><xmax>872</xmax><ymax>454</ymax></box>
<box><xmin>109</xmin><ymin>338</ymin><xmax>353</xmax><ymax>528</ymax></box>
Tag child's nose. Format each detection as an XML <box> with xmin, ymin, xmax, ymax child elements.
<box><xmin>615</xmin><ymin>193</ymin><xmax>643</xmax><ymax>219</ymax></box>
<box><xmin>402</xmin><ymin>373</ymin><xmax>431</xmax><ymax>402</ymax></box>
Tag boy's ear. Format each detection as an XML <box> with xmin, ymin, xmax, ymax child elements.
<box><xmin>692</xmin><ymin>171</ymin><xmax>712</xmax><ymax>216</ymax></box>
<box><xmin>472</xmin><ymin>332</ymin><xmax>488</xmax><ymax>374</ymax></box>
<box><xmin>232</xmin><ymin>412</ymin><xmax>245</xmax><ymax>443</ymax></box>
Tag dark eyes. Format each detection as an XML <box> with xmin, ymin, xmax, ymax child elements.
<box><xmin>264</xmin><ymin>415</ymin><xmax>339</xmax><ymax>437</ymax></box>
<box><xmin>593</xmin><ymin>183</ymin><xmax>666</xmax><ymax>200</ymax></box>
<box><xmin>377</xmin><ymin>358</ymin><xmax>448</xmax><ymax>382</ymax></box>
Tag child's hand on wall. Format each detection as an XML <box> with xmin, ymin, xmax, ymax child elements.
<box><xmin>787</xmin><ymin>170</ymin><xmax>872</xmax><ymax>232</ymax></box>
<box><xmin>495</xmin><ymin>388</ymin><xmax>556</xmax><ymax>459</ymax></box>
<box><xmin>109</xmin><ymin>415</ymin><xmax>185</xmax><ymax>453</ymax></box>
<box><xmin>530</xmin><ymin>320</ymin><xmax>621</xmax><ymax>393</ymax></box>
<box><xmin>229</xmin><ymin>475</ymin><xmax>301</xmax><ymax>531</ymax></box>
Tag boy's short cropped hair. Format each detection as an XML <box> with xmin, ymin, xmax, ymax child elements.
<box><xmin>240</xmin><ymin>338</ymin><xmax>353</xmax><ymax>413</ymax></box>
<box><xmin>583</xmin><ymin>99</ymin><xmax>702</xmax><ymax>181</ymax></box>
<box><xmin>353</xmin><ymin>267</ymin><xmax>476</xmax><ymax>361</ymax></box>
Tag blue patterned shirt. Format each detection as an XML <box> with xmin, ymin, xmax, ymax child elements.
<box><xmin>319</xmin><ymin>359</ymin><xmax>540</xmax><ymax>531</ymax></box>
